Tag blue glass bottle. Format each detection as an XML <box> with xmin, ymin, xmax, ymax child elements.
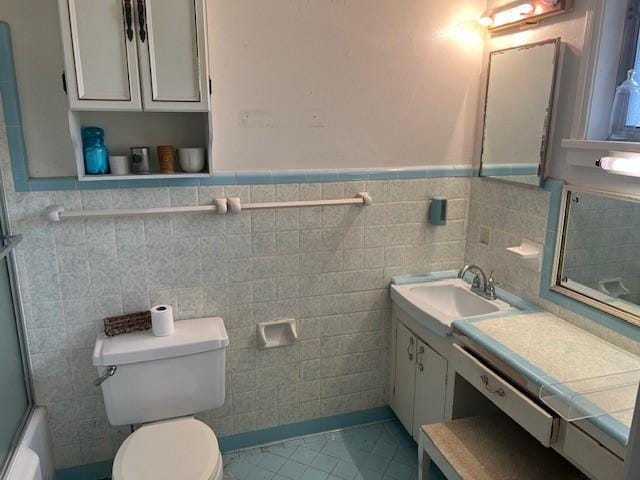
<box><xmin>82</xmin><ymin>127</ymin><xmax>109</xmax><ymax>174</ymax></box>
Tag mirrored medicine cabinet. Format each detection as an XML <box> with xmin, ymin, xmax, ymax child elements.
<box><xmin>480</xmin><ymin>38</ymin><xmax>562</xmax><ymax>188</ymax></box>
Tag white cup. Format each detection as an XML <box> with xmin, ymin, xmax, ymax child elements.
<box><xmin>109</xmin><ymin>155</ymin><xmax>130</xmax><ymax>175</ymax></box>
<box><xmin>177</xmin><ymin>148</ymin><xmax>206</xmax><ymax>173</ymax></box>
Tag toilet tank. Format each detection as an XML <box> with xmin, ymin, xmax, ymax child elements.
<box><xmin>93</xmin><ymin>317</ymin><xmax>228</xmax><ymax>426</ymax></box>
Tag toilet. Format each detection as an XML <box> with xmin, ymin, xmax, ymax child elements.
<box><xmin>92</xmin><ymin>317</ymin><xmax>229</xmax><ymax>480</ymax></box>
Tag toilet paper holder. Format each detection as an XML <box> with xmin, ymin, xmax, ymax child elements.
<box><xmin>257</xmin><ymin>319</ymin><xmax>298</xmax><ymax>349</ymax></box>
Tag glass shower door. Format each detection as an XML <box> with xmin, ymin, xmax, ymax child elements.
<box><xmin>0</xmin><ymin>234</ymin><xmax>31</xmax><ymax>473</ymax></box>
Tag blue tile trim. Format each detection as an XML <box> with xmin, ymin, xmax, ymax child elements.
<box><xmin>481</xmin><ymin>164</ymin><xmax>540</xmax><ymax>176</ymax></box>
<box><xmin>390</xmin><ymin>270</ymin><xmax>459</xmax><ymax>285</ymax></box>
<box><xmin>200</xmin><ymin>172</ymin><xmax>238</xmax><ymax>186</ymax></box>
<box><xmin>270</xmin><ymin>171</ymin><xmax>309</xmax><ymax>184</ymax></box>
<box><xmin>0</xmin><ymin>23</ymin><xmax>29</xmax><ymax>193</ymax></box>
<box><xmin>56</xmin><ymin>460</ymin><xmax>113</xmax><ymax>480</ymax></box>
<box><xmin>53</xmin><ymin>407</ymin><xmax>395</xmax><ymax>480</ymax></box>
<box><xmin>218</xmin><ymin>406</ymin><xmax>394</xmax><ymax>452</ymax></box>
<box><xmin>236</xmin><ymin>171</ymin><xmax>274</xmax><ymax>185</ymax></box>
<box><xmin>539</xmin><ymin>179</ymin><xmax>640</xmax><ymax>343</ymax></box>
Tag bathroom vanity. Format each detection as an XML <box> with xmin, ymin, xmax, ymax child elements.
<box><xmin>389</xmin><ymin>272</ymin><xmax>633</xmax><ymax>480</ymax></box>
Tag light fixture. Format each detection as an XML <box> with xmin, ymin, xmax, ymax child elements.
<box><xmin>479</xmin><ymin>0</ymin><xmax>572</xmax><ymax>33</ymax></box>
<box><xmin>596</xmin><ymin>156</ymin><xmax>640</xmax><ymax>178</ymax></box>
<box><xmin>478</xmin><ymin>15</ymin><xmax>494</xmax><ymax>27</ymax></box>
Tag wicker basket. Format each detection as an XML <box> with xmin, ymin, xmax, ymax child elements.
<box><xmin>104</xmin><ymin>311</ymin><xmax>152</xmax><ymax>337</ymax></box>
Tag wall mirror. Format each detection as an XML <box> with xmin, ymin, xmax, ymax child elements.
<box><xmin>553</xmin><ymin>186</ymin><xmax>640</xmax><ymax>327</ymax></box>
<box><xmin>480</xmin><ymin>38</ymin><xmax>562</xmax><ymax>187</ymax></box>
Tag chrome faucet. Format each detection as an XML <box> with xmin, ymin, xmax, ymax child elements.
<box><xmin>458</xmin><ymin>264</ymin><xmax>497</xmax><ymax>300</ymax></box>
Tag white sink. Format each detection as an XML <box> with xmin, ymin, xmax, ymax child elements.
<box><xmin>391</xmin><ymin>278</ymin><xmax>515</xmax><ymax>336</ymax></box>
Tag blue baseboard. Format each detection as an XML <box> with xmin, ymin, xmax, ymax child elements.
<box><xmin>55</xmin><ymin>406</ymin><xmax>396</xmax><ymax>480</ymax></box>
<box><xmin>56</xmin><ymin>460</ymin><xmax>113</xmax><ymax>480</ymax></box>
<box><xmin>218</xmin><ymin>406</ymin><xmax>395</xmax><ymax>452</ymax></box>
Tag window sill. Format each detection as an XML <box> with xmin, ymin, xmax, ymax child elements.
<box><xmin>561</xmin><ymin>139</ymin><xmax>640</xmax><ymax>153</ymax></box>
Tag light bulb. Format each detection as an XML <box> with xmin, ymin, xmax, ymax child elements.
<box><xmin>597</xmin><ymin>156</ymin><xmax>640</xmax><ymax>177</ymax></box>
<box><xmin>518</xmin><ymin>3</ymin><xmax>535</xmax><ymax>15</ymax></box>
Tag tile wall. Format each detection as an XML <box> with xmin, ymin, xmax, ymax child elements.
<box><xmin>464</xmin><ymin>178</ymin><xmax>550</xmax><ymax>303</ymax></box>
<box><xmin>0</xmin><ymin>109</ymin><xmax>471</xmax><ymax>469</ymax></box>
<box><xmin>465</xmin><ymin>178</ymin><xmax>640</xmax><ymax>356</ymax></box>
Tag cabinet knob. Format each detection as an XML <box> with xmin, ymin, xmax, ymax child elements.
<box><xmin>480</xmin><ymin>374</ymin><xmax>506</xmax><ymax>397</ymax></box>
<box><xmin>417</xmin><ymin>346</ymin><xmax>425</xmax><ymax>372</ymax></box>
<box><xmin>407</xmin><ymin>337</ymin><xmax>414</xmax><ymax>361</ymax></box>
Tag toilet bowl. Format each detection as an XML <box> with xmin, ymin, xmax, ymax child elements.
<box><xmin>113</xmin><ymin>418</ymin><xmax>222</xmax><ymax>480</ymax></box>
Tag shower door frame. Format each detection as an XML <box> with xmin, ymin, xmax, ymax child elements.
<box><xmin>0</xmin><ymin>167</ymin><xmax>35</xmax><ymax>479</ymax></box>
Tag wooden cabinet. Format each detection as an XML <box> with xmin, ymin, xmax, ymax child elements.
<box><xmin>391</xmin><ymin>318</ymin><xmax>448</xmax><ymax>442</ymax></box>
<box><xmin>58</xmin><ymin>0</ymin><xmax>209</xmax><ymax>112</ymax></box>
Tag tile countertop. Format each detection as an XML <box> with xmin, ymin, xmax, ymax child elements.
<box><xmin>453</xmin><ymin>313</ymin><xmax>640</xmax><ymax>447</ymax></box>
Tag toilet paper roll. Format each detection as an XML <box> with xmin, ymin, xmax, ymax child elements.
<box><xmin>151</xmin><ymin>304</ymin><xmax>175</xmax><ymax>337</ymax></box>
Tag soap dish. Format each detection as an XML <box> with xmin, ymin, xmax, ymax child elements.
<box><xmin>257</xmin><ymin>319</ymin><xmax>298</xmax><ymax>349</ymax></box>
<box><xmin>506</xmin><ymin>238</ymin><xmax>543</xmax><ymax>272</ymax></box>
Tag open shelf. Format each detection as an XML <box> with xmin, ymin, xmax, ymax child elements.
<box><xmin>79</xmin><ymin>172</ymin><xmax>211</xmax><ymax>182</ymax></box>
<box><xmin>70</xmin><ymin>110</ymin><xmax>212</xmax><ymax>181</ymax></box>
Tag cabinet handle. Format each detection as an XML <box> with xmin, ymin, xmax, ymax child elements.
<box><xmin>417</xmin><ymin>346</ymin><xmax>425</xmax><ymax>372</ymax></box>
<box><xmin>123</xmin><ymin>0</ymin><xmax>134</xmax><ymax>42</ymax></box>
<box><xmin>137</xmin><ymin>0</ymin><xmax>147</xmax><ymax>42</ymax></box>
<box><xmin>480</xmin><ymin>374</ymin><xmax>506</xmax><ymax>397</ymax></box>
<box><xmin>407</xmin><ymin>337</ymin><xmax>414</xmax><ymax>361</ymax></box>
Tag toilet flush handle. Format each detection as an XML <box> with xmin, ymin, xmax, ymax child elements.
<box><xmin>94</xmin><ymin>366</ymin><xmax>117</xmax><ymax>386</ymax></box>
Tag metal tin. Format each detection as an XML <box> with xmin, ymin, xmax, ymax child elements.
<box><xmin>130</xmin><ymin>147</ymin><xmax>151</xmax><ymax>174</ymax></box>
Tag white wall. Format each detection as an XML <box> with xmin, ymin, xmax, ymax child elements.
<box><xmin>0</xmin><ymin>0</ymin><xmax>77</xmax><ymax>177</ymax></box>
<box><xmin>207</xmin><ymin>0</ymin><xmax>486</xmax><ymax>171</ymax></box>
<box><xmin>1</xmin><ymin>0</ymin><xmax>487</xmax><ymax>178</ymax></box>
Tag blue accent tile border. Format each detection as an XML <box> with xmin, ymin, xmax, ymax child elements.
<box><xmin>0</xmin><ymin>23</ymin><xmax>478</xmax><ymax>192</ymax></box>
<box><xmin>481</xmin><ymin>163</ymin><xmax>540</xmax><ymax>177</ymax></box>
<box><xmin>55</xmin><ymin>406</ymin><xmax>395</xmax><ymax>480</ymax></box>
<box><xmin>56</xmin><ymin>460</ymin><xmax>112</xmax><ymax>480</ymax></box>
<box><xmin>539</xmin><ymin>178</ymin><xmax>640</xmax><ymax>343</ymax></box>
<box><xmin>218</xmin><ymin>406</ymin><xmax>394</xmax><ymax>452</ymax></box>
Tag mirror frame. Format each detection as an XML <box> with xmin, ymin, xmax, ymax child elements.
<box><xmin>552</xmin><ymin>185</ymin><xmax>640</xmax><ymax>328</ymax></box>
<box><xmin>479</xmin><ymin>38</ymin><xmax>562</xmax><ymax>188</ymax></box>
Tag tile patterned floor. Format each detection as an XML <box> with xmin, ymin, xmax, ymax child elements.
<box><xmin>223</xmin><ymin>420</ymin><xmax>443</xmax><ymax>480</ymax></box>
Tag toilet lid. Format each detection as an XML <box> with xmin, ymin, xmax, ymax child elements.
<box><xmin>113</xmin><ymin>418</ymin><xmax>220</xmax><ymax>480</ymax></box>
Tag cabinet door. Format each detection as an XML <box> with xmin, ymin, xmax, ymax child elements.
<box><xmin>412</xmin><ymin>340</ymin><xmax>448</xmax><ymax>441</ymax></box>
<box><xmin>137</xmin><ymin>0</ymin><xmax>209</xmax><ymax>111</ymax></box>
<box><xmin>392</xmin><ymin>322</ymin><xmax>416</xmax><ymax>434</ymax></box>
<box><xmin>59</xmin><ymin>0</ymin><xmax>142</xmax><ymax>110</ymax></box>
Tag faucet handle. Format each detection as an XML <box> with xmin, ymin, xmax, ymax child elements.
<box><xmin>488</xmin><ymin>271</ymin><xmax>502</xmax><ymax>288</ymax></box>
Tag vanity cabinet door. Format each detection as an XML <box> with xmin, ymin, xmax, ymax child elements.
<box><xmin>412</xmin><ymin>340</ymin><xmax>447</xmax><ymax>442</ymax></box>
<box><xmin>58</xmin><ymin>0</ymin><xmax>142</xmax><ymax>110</ymax></box>
<box><xmin>137</xmin><ymin>0</ymin><xmax>209</xmax><ymax>111</ymax></box>
<box><xmin>393</xmin><ymin>322</ymin><xmax>416</xmax><ymax>434</ymax></box>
